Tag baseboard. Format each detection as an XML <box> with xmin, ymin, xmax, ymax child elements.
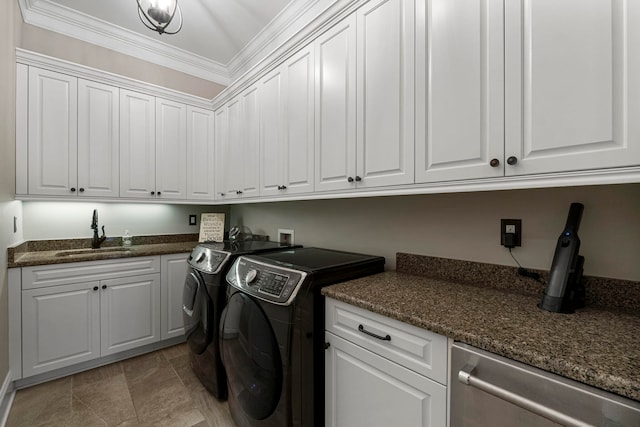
<box><xmin>0</xmin><ymin>370</ymin><xmax>15</xmax><ymax>427</ymax></box>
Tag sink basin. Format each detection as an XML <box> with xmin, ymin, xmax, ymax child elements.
<box><xmin>55</xmin><ymin>248</ymin><xmax>133</xmax><ymax>257</ymax></box>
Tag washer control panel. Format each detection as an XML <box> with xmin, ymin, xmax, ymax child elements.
<box><xmin>188</xmin><ymin>244</ymin><xmax>230</xmax><ymax>274</ymax></box>
<box><xmin>226</xmin><ymin>256</ymin><xmax>307</xmax><ymax>305</ymax></box>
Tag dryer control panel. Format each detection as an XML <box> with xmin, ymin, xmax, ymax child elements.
<box><xmin>226</xmin><ymin>256</ymin><xmax>307</xmax><ymax>305</ymax></box>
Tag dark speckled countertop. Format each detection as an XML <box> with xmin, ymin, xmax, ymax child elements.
<box><xmin>8</xmin><ymin>234</ymin><xmax>200</xmax><ymax>267</ymax></box>
<box><xmin>322</xmin><ymin>253</ymin><xmax>640</xmax><ymax>403</ymax></box>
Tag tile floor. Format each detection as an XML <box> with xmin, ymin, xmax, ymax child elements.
<box><xmin>6</xmin><ymin>343</ymin><xmax>237</xmax><ymax>427</ymax></box>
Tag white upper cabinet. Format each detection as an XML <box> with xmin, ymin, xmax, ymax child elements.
<box><xmin>27</xmin><ymin>67</ymin><xmax>78</xmax><ymax>196</ymax></box>
<box><xmin>186</xmin><ymin>106</ymin><xmax>215</xmax><ymax>200</ymax></box>
<box><xmin>214</xmin><ymin>86</ymin><xmax>260</xmax><ymax>200</ymax></box>
<box><xmin>26</xmin><ymin>67</ymin><xmax>120</xmax><ymax>197</ymax></box>
<box><xmin>260</xmin><ymin>46</ymin><xmax>315</xmax><ymax>197</ymax></box>
<box><xmin>505</xmin><ymin>0</ymin><xmax>640</xmax><ymax>175</ymax></box>
<box><xmin>120</xmin><ymin>89</ymin><xmax>156</xmax><ymax>198</ymax></box>
<box><xmin>315</xmin><ymin>15</ymin><xmax>358</xmax><ymax>193</ymax></box>
<box><xmin>415</xmin><ymin>0</ymin><xmax>505</xmax><ymax>183</ymax></box>
<box><xmin>155</xmin><ymin>98</ymin><xmax>187</xmax><ymax>199</ymax></box>
<box><xmin>78</xmin><ymin>80</ymin><xmax>120</xmax><ymax>197</ymax></box>
<box><xmin>356</xmin><ymin>0</ymin><xmax>415</xmax><ymax>188</ymax></box>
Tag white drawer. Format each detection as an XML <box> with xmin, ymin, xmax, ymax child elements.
<box><xmin>325</xmin><ymin>297</ymin><xmax>448</xmax><ymax>385</ymax></box>
<box><xmin>22</xmin><ymin>256</ymin><xmax>161</xmax><ymax>289</ymax></box>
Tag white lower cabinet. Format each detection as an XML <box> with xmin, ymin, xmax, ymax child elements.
<box><xmin>18</xmin><ymin>255</ymin><xmax>181</xmax><ymax>379</ymax></box>
<box><xmin>22</xmin><ymin>281</ymin><xmax>101</xmax><ymax>377</ymax></box>
<box><xmin>160</xmin><ymin>253</ymin><xmax>189</xmax><ymax>340</ymax></box>
<box><xmin>100</xmin><ymin>274</ymin><xmax>161</xmax><ymax>356</ymax></box>
<box><xmin>325</xmin><ymin>298</ymin><xmax>448</xmax><ymax>427</ymax></box>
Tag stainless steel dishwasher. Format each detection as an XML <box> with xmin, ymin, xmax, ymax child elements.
<box><xmin>450</xmin><ymin>343</ymin><xmax>640</xmax><ymax>426</ymax></box>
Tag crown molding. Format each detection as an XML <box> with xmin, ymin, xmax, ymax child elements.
<box><xmin>17</xmin><ymin>0</ymin><xmax>232</xmax><ymax>85</ymax></box>
<box><xmin>227</xmin><ymin>0</ymin><xmax>330</xmax><ymax>80</ymax></box>
<box><xmin>16</xmin><ymin>48</ymin><xmax>214</xmax><ymax>108</ymax></box>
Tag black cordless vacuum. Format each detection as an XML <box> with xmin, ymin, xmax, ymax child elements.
<box><xmin>539</xmin><ymin>203</ymin><xmax>586</xmax><ymax>313</ymax></box>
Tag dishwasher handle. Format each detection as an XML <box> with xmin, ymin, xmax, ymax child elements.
<box><xmin>458</xmin><ymin>364</ymin><xmax>592</xmax><ymax>427</ymax></box>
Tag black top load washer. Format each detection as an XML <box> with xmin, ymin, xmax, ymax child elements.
<box><xmin>220</xmin><ymin>247</ymin><xmax>385</xmax><ymax>427</ymax></box>
<box><xmin>181</xmin><ymin>240</ymin><xmax>300</xmax><ymax>400</ymax></box>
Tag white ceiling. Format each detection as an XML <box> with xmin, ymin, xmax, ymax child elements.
<box><xmin>18</xmin><ymin>0</ymin><xmax>312</xmax><ymax>84</ymax></box>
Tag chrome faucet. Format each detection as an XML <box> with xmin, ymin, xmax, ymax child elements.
<box><xmin>91</xmin><ymin>209</ymin><xmax>107</xmax><ymax>249</ymax></box>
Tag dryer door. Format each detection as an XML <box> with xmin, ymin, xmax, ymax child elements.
<box><xmin>182</xmin><ymin>270</ymin><xmax>212</xmax><ymax>354</ymax></box>
<box><xmin>221</xmin><ymin>292</ymin><xmax>283</xmax><ymax>420</ymax></box>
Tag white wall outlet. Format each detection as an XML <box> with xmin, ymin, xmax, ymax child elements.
<box><xmin>505</xmin><ymin>224</ymin><xmax>516</xmax><ymax>233</ymax></box>
<box><xmin>278</xmin><ymin>228</ymin><xmax>294</xmax><ymax>245</ymax></box>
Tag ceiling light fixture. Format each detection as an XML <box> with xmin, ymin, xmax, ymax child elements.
<box><xmin>136</xmin><ymin>0</ymin><xmax>183</xmax><ymax>35</ymax></box>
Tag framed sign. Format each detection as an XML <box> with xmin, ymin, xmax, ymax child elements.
<box><xmin>199</xmin><ymin>213</ymin><xmax>225</xmax><ymax>242</ymax></box>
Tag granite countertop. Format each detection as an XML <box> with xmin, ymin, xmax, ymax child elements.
<box><xmin>8</xmin><ymin>234</ymin><xmax>200</xmax><ymax>268</ymax></box>
<box><xmin>322</xmin><ymin>253</ymin><xmax>640</xmax><ymax>403</ymax></box>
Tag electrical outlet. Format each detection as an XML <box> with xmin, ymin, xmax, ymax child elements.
<box><xmin>189</xmin><ymin>214</ymin><xmax>197</xmax><ymax>226</ymax></box>
<box><xmin>500</xmin><ymin>219</ymin><xmax>522</xmax><ymax>247</ymax></box>
<box><xmin>278</xmin><ymin>228</ymin><xmax>294</xmax><ymax>245</ymax></box>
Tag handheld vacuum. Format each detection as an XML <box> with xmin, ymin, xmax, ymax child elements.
<box><xmin>539</xmin><ymin>203</ymin><xmax>586</xmax><ymax>313</ymax></box>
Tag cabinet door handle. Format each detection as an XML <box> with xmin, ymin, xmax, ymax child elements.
<box><xmin>358</xmin><ymin>324</ymin><xmax>391</xmax><ymax>341</ymax></box>
<box><xmin>347</xmin><ymin>177</ymin><xmax>354</xmax><ymax>183</ymax></box>
<box><xmin>101</xmin><ymin>285</ymin><xmax>107</xmax><ymax>290</ymax></box>
<box><xmin>93</xmin><ymin>286</ymin><xmax>99</xmax><ymax>291</ymax></box>
<box><xmin>507</xmin><ymin>156</ymin><xmax>518</xmax><ymax>165</ymax></box>
<box><xmin>157</xmin><ymin>191</ymin><xmax>161</xmax><ymax>196</ymax></box>
<box><xmin>70</xmin><ymin>187</ymin><xmax>76</xmax><ymax>192</ymax></box>
<box><xmin>355</xmin><ymin>176</ymin><xmax>362</xmax><ymax>182</ymax></box>
<box><xmin>150</xmin><ymin>191</ymin><xmax>155</xmax><ymax>195</ymax></box>
<box><xmin>490</xmin><ymin>158</ymin><xmax>500</xmax><ymax>167</ymax></box>
<box><xmin>79</xmin><ymin>187</ymin><xmax>85</xmax><ymax>193</ymax></box>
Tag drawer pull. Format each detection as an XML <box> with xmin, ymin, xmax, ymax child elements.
<box><xmin>358</xmin><ymin>324</ymin><xmax>391</xmax><ymax>341</ymax></box>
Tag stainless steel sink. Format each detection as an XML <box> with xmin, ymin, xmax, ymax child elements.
<box><xmin>55</xmin><ymin>247</ymin><xmax>133</xmax><ymax>257</ymax></box>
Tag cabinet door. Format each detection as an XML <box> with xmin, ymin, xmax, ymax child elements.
<box><xmin>77</xmin><ymin>79</ymin><xmax>120</xmax><ymax>197</ymax></box>
<box><xmin>156</xmin><ymin>98</ymin><xmax>187</xmax><ymax>199</ymax></box>
<box><xmin>224</xmin><ymin>96</ymin><xmax>245</xmax><ymax>198</ymax></box>
<box><xmin>356</xmin><ymin>0</ymin><xmax>415</xmax><ymax>188</ymax></box>
<box><xmin>415</xmin><ymin>0</ymin><xmax>504</xmax><ymax>183</ymax></box>
<box><xmin>315</xmin><ymin>15</ymin><xmax>357</xmax><ymax>192</ymax></box>
<box><xmin>186</xmin><ymin>106</ymin><xmax>215</xmax><ymax>200</ymax></box>
<box><xmin>504</xmin><ymin>0</ymin><xmax>640</xmax><ymax>175</ymax></box>
<box><xmin>120</xmin><ymin>89</ymin><xmax>156</xmax><ymax>198</ymax></box>
<box><xmin>28</xmin><ymin>67</ymin><xmax>78</xmax><ymax>196</ymax></box>
<box><xmin>22</xmin><ymin>282</ymin><xmax>100</xmax><ymax>377</ymax></box>
<box><xmin>240</xmin><ymin>85</ymin><xmax>261</xmax><ymax>197</ymax></box>
<box><xmin>284</xmin><ymin>47</ymin><xmax>315</xmax><ymax>194</ymax></box>
<box><xmin>325</xmin><ymin>332</ymin><xmax>446</xmax><ymax>427</ymax></box>
<box><xmin>214</xmin><ymin>106</ymin><xmax>228</xmax><ymax>199</ymax></box>
<box><xmin>260</xmin><ymin>66</ymin><xmax>286</xmax><ymax>197</ymax></box>
<box><xmin>100</xmin><ymin>273</ymin><xmax>161</xmax><ymax>355</ymax></box>
<box><xmin>160</xmin><ymin>254</ymin><xmax>189</xmax><ymax>340</ymax></box>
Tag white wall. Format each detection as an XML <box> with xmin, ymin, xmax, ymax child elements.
<box><xmin>1</xmin><ymin>0</ymin><xmax>22</xmax><ymax>392</ymax></box>
<box><xmin>231</xmin><ymin>184</ymin><xmax>640</xmax><ymax>281</ymax></box>
<box><xmin>21</xmin><ymin>202</ymin><xmax>229</xmax><ymax>241</ymax></box>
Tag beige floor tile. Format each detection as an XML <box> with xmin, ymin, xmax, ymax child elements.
<box><xmin>6</xmin><ymin>377</ymin><xmax>72</xmax><ymax>427</ymax></box>
<box><xmin>162</xmin><ymin>342</ymin><xmax>189</xmax><ymax>361</ymax></box>
<box><xmin>72</xmin><ymin>373</ymin><xmax>137</xmax><ymax>426</ymax></box>
<box><xmin>6</xmin><ymin>346</ymin><xmax>236</xmax><ymax>427</ymax></box>
<box><xmin>168</xmin><ymin>353</ymin><xmax>206</xmax><ymax>394</ymax></box>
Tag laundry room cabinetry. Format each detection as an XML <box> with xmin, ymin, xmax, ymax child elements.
<box><xmin>20</xmin><ymin>66</ymin><xmax>120</xmax><ymax>197</ymax></box>
<box><xmin>120</xmin><ymin>93</ymin><xmax>189</xmax><ymax>200</ymax></box>
<box><xmin>160</xmin><ymin>253</ymin><xmax>189</xmax><ymax>340</ymax></box>
<box><xmin>19</xmin><ymin>257</ymin><xmax>161</xmax><ymax>378</ymax></box>
<box><xmin>214</xmin><ymin>84</ymin><xmax>260</xmax><ymax>200</ymax></box>
<box><xmin>325</xmin><ymin>298</ymin><xmax>447</xmax><ymax>427</ymax></box>
<box><xmin>315</xmin><ymin>0</ymin><xmax>415</xmax><ymax>192</ymax></box>
<box><xmin>16</xmin><ymin>52</ymin><xmax>215</xmax><ymax>202</ymax></box>
<box><xmin>186</xmin><ymin>106</ymin><xmax>216</xmax><ymax>200</ymax></box>
<box><xmin>415</xmin><ymin>0</ymin><xmax>640</xmax><ymax>183</ymax></box>
<box><xmin>259</xmin><ymin>46</ymin><xmax>315</xmax><ymax>197</ymax></box>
